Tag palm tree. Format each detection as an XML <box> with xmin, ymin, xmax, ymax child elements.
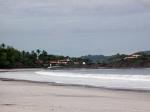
<box><xmin>36</xmin><ymin>49</ymin><xmax>41</xmax><ymax>60</ymax></box>
<box><xmin>1</xmin><ymin>43</ymin><xmax>5</xmax><ymax>49</ymax></box>
<box><xmin>41</xmin><ymin>50</ymin><xmax>48</xmax><ymax>56</ymax></box>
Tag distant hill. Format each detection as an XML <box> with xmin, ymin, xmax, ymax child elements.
<box><xmin>81</xmin><ymin>55</ymin><xmax>109</xmax><ymax>63</ymax></box>
<box><xmin>133</xmin><ymin>51</ymin><xmax>150</xmax><ymax>56</ymax></box>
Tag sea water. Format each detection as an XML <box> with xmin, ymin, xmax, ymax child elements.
<box><xmin>0</xmin><ymin>68</ymin><xmax>150</xmax><ymax>91</ymax></box>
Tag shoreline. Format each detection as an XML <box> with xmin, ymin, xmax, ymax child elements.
<box><xmin>1</xmin><ymin>77</ymin><xmax>150</xmax><ymax>93</ymax></box>
<box><xmin>0</xmin><ymin>68</ymin><xmax>43</xmax><ymax>72</ymax></box>
<box><xmin>1</xmin><ymin>66</ymin><xmax>150</xmax><ymax>71</ymax></box>
<box><xmin>1</xmin><ymin>68</ymin><xmax>150</xmax><ymax>93</ymax></box>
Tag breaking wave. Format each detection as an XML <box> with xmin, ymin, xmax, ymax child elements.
<box><xmin>35</xmin><ymin>71</ymin><xmax>150</xmax><ymax>82</ymax></box>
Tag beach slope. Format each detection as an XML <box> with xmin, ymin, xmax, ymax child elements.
<box><xmin>0</xmin><ymin>80</ymin><xmax>150</xmax><ymax>112</ymax></box>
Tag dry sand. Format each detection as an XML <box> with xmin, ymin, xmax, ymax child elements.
<box><xmin>0</xmin><ymin>80</ymin><xmax>150</xmax><ymax>112</ymax></box>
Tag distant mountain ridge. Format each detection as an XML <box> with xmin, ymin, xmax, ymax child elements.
<box><xmin>133</xmin><ymin>51</ymin><xmax>150</xmax><ymax>55</ymax></box>
<box><xmin>81</xmin><ymin>55</ymin><xmax>109</xmax><ymax>63</ymax></box>
<box><xmin>81</xmin><ymin>51</ymin><xmax>150</xmax><ymax>64</ymax></box>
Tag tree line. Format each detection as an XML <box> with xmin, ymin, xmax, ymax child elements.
<box><xmin>1</xmin><ymin>43</ymin><xmax>150</xmax><ymax>68</ymax></box>
<box><xmin>0</xmin><ymin>43</ymin><xmax>87</xmax><ymax>68</ymax></box>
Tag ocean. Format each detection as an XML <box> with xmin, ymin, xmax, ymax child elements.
<box><xmin>0</xmin><ymin>68</ymin><xmax>150</xmax><ymax>91</ymax></box>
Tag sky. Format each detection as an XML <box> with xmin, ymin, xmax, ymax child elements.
<box><xmin>0</xmin><ymin>0</ymin><xmax>150</xmax><ymax>56</ymax></box>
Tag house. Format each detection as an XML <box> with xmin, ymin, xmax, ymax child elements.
<box><xmin>49</xmin><ymin>59</ymin><xmax>70</xmax><ymax>66</ymax></box>
<box><xmin>82</xmin><ymin>62</ymin><xmax>86</xmax><ymax>65</ymax></box>
<box><xmin>124</xmin><ymin>54</ymin><xmax>141</xmax><ymax>60</ymax></box>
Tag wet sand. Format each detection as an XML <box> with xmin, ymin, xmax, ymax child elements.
<box><xmin>0</xmin><ymin>79</ymin><xmax>150</xmax><ymax>112</ymax></box>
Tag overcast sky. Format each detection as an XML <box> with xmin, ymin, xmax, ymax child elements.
<box><xmin>0</xmin><ymin>0</ymin><xmax>150</xmax><ymax>56</ymax></box>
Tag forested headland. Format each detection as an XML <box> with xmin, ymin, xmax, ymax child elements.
<box><xmin>0</xmin><ymin>43</ymin><xmax>87</xmax><ymax>68</ymax></box>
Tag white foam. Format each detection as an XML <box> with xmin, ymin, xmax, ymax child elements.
<box><xmin>1</xmin><ymin>70</ymin><xmax>150</xmax><ymax>90</ymax></box>
<box><xmin>35</xmin><ymin>71</ymin><xmax>150</xmax><ymax>82</ymax></box>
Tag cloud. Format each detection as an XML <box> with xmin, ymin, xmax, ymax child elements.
<box><xmin>141</xmin><ymin>0</ymin><xmax>150</xmax><ymax>7</ymax></box>
<box><xmin>0</xmin><ymin>0</ymin><xmax>150</xmax><ymax>56</ymax></box>
<box><xmin>0</xmin><ymin>0</ymin><xmax>141</xmax><ymax>15</ymax></box>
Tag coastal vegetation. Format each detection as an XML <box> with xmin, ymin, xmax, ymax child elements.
<box><xmin>0</xmin><ymin>43</ymin><xmax>88</xmax><ymax>68</ymax></box>
<box><xmin>0</xmin><ymin>43</ymin><xmax>150</xmax><ymax>68</ymax></box>
<box><xmin>82</xmin><ymin>53</ymin><xmax>150</xmax><ymax>68</ymax></box>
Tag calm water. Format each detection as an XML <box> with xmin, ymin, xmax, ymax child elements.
<box><xmin>0</xmin><ymin>68</ymin><xmax>150</xmax><ymax>90</ymax></box>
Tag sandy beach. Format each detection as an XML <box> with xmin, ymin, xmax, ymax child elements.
<box><xmin>0</xmin><ymin>79</ymin><xmax>150</xmax><ymax>112</ymax></box>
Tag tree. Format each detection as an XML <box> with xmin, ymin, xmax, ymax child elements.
<box><xmin>41</xmin><ymin>50</ymin><xmax>48</xmax><ymax>56</ymax></box>
<box><xmin>36</xmin><ymin>49</ymin><xmax>41</xmax><ymax>60</ymax></box>
<box><xmin>1</xmin><ymin>43</ymin><xmax>5</xmax><ymax>49</ymax></box>
<box><xmin>39</xmin><ymin>50</ymin><xmax>49</xmax><ymax>63</ymax></box>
